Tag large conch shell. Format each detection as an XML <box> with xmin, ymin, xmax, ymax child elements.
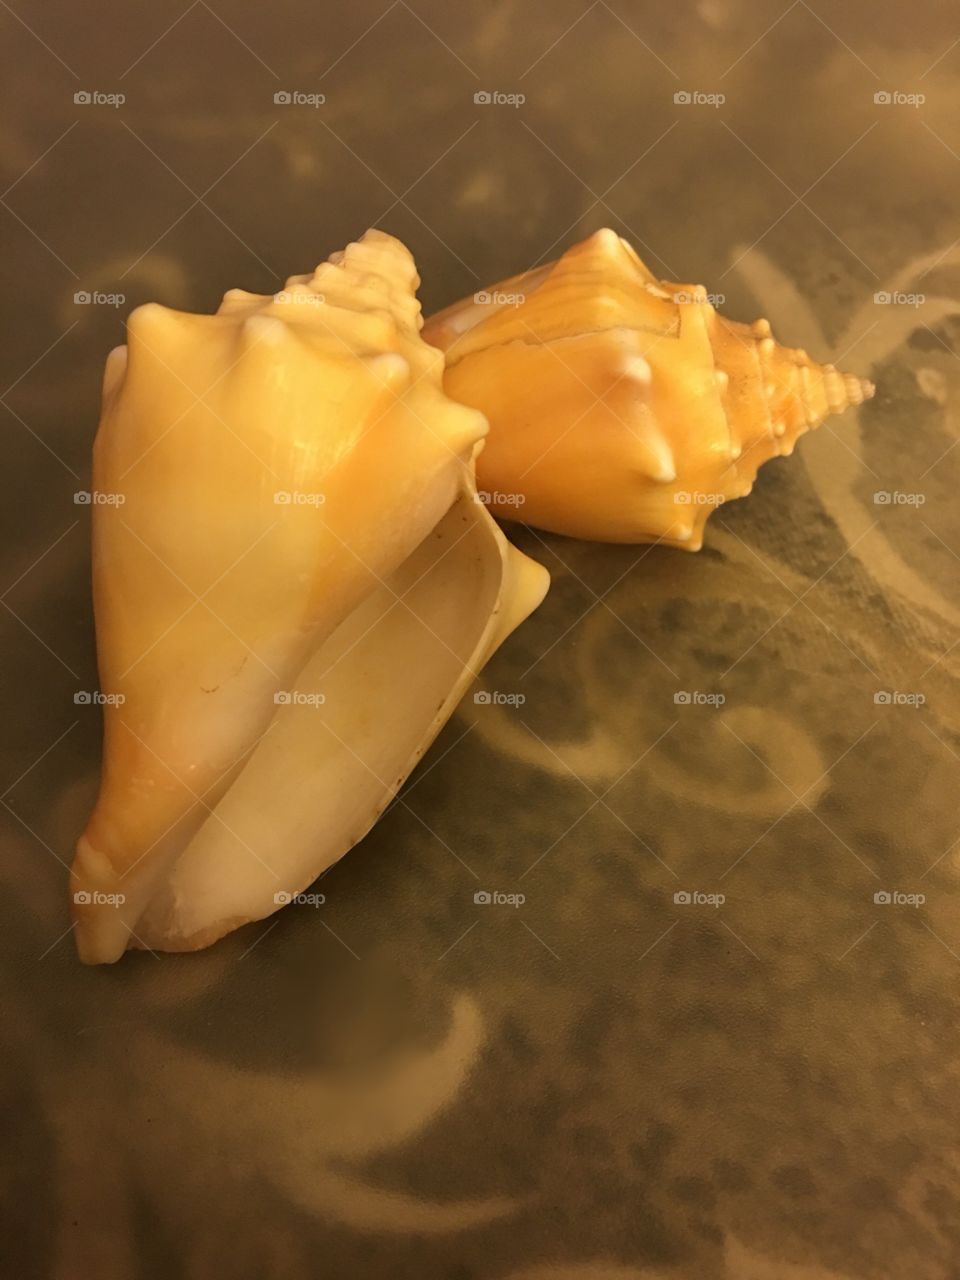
<box><xmin>72</xmin><ymin>230</ymin><xmax>549</xmax><ymax>964</ymax></box>
<box><xmin>423</xmin><ymin>229</ymin><xmax>875</xmax><ymax>548</ymax></box>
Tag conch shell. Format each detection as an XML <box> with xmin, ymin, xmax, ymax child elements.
<box><xmin>423</xmin><ymin>229</ymin><xmax>875</xmax><ymax>548</ymax></box>
<box><xmin>72</xmin><ymin>230</ymin><xmax>548</xmax><ymax>964</ymax></box>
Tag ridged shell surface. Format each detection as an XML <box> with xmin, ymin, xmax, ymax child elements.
<box><xmin>424</xmin><ymin>229</ymin><xmax>874</xmax><ymax>547</ymax></box>
<box><xmin>72</xmin><ymin>230</ymin><xmax>548</xmax><ymax>963</ymax></box>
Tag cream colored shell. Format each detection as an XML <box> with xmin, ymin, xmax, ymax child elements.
<box><xmin>424</xmin><ymin>229</ymin><xmax>875</xmax><ymax>548</ymax></box>
<box><xmin>72</xmin><ymin>230</ymin><xmax>548</xmax><ymax>963</ymax></box>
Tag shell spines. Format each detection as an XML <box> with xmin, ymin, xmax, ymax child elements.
<box><xmin>423</xmin><ymin>229</ymin><xmax>876</xmax><ymax>546</ymax></box>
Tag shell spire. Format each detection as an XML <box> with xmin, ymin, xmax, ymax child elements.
<box><xmin>423</xmin><ymin>229</ymin><xmax>875</xmax><ymax>548</ymax></box>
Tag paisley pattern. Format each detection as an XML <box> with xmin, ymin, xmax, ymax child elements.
<box><xmin>2</xmin><ymin>2</ymin><xmax>959</xmax><ymax>1277</ymax></box>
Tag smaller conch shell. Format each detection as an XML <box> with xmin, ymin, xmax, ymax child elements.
<box><xmin>72</xmin><ymin>230</ymin><xmax>548</xmax><ymax>963</ymax></box>
<box><xmin>423</xmin><ymin>229</ymin><xmax>875</xmax><ymax>548</ymax></box>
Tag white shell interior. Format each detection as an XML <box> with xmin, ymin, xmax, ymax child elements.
<box><xmin>134</xmin><ymin>489</ymin><xmax>505</xmax><ymax>950</ymax></box>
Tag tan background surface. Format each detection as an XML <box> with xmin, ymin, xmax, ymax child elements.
<box><xmin>2</xmin><ymin>1</ymin><xmax>959</xmax><ymax>1276</ymax></box>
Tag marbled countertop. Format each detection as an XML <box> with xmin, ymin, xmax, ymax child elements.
<box><xmin>3</xmin><ymin>2</ymin><xmax>960</xmax><ymax>1277</ymax></box>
